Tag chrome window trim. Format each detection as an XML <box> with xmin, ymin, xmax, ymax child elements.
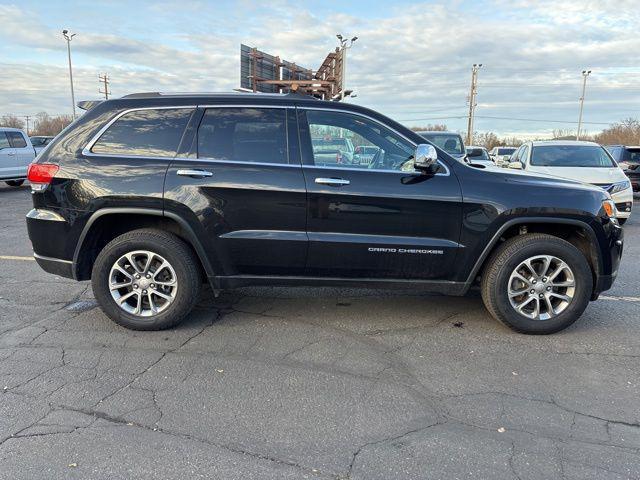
<box><xmin>302</xmin><ymin>164</ymin><xmax>427</xmax><ymax>175</ymax></box>
<box><xmin>299</xmin><ymin>106</ymin><xmax>450</xmax><ymax>177</ymax></box>
<box><xmin>82</xmin><ymin>105</ymin><xmax>198</xmax><ymax>158</ymax></box>
<box><xmin>170</xmin><ymin>157</ymin><xmax>301</xmax><ymax>168</ymax></box>
<box><xmin>81</xmin><ymin>103</ymin><xmax>450</xmax><ymax>176</ymax></box>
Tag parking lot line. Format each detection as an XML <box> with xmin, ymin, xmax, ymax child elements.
<box><xmin>600</xmin><ymin>294</ymin><xmax>640</xmax><ymax>303</ymax></box>
<box><xmin>0</xmin><ymin>255</ymin><xmax>35</xmax><ymax>261</ymax></box>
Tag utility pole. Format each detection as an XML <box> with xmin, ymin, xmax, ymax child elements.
<box><xmin>99</xmin><ymin>73</ymin><xmax>111</xmax><ymax>100</ymax></box>
<box><xmin>23</xmin><ymin>115</ymin><xmax>31</xmax><ymax>136</ymax></box>
<box><xmin>336</xmin><ymin>34</ymin><xmax>358</xmax><ymax>101</ymax></box>
<box><xmin>576</xmin><ymin>69</ymin><xmax>591</xmax><ymax>140</ymax></box>
<box><xmin>62</xmin><ymin>30</ymin><xmax>77</xmax><ymax>119</ymax></box>
<box><xmin>466</xmin><ymin>63</ymin><xmax>482</xmax><ymax>145</ymax></box>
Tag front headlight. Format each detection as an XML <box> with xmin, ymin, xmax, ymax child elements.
<box><xmin>610</xmin><ymin>180</ymin><xmax>631</xmax><ymax>194</ymax></box>
<box><xmin>602</xmin><ymin>199</ymin><xmax>617</xmax><ymax>218</ymax></box>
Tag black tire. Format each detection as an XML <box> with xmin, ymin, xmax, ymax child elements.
<box><xmin>5</xmin><ymin>180</ymin><xmax>25</xmax><ymax>187</ymax></box>
<box><xmin>618</xmin><ymin>218</ymin><xmax>627</xmax><ymax>225</ymax></box>
<box><xmin>481</xmin><ymin>233</ymin><xmax>593</xmax><ymax>335</ymax></box>
<box><xmin>91</xmin><ymin>229</ymin><xmax>201</xmax><ymax>330</ymax></box>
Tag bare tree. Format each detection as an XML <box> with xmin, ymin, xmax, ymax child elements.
<box><xmin>31</xmin><ymin>112</ymin><xmax>73</xmax><ymax>136</ymax></box>
<box><xmin>595</xmin><ymin>118</ymin><xmax>640</xmax><ymax>146</ymax></box>
<box><xmin>0</xmin><ymin>114</ymin><xmax>25</xmax><ymax>130</ymax></box>
<box><xmin>410</xmin><ymin>124</ymin><xmax>448</xmax><ymax>132</ymax></box>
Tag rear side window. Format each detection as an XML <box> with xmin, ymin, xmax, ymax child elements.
<box><xmin>197</xmin><ymin>108</ymin><xmax>288</xmax><ymax>164</ymax></box>
<box><xmin>0</xmin><ymin>133</ymin><xmax>10</xmax><ymax>150</ymax></box>
<box><xmin>6</xmin><ymin>131</ymin><xmax>27</xmax><ymax>148</ymax></box>
<box><xmin>91</xmin><ymin>108</ymin><xmax>193</xmax><ymax>157</ymax></box>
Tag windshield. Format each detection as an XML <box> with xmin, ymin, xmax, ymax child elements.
<box><xmin>418</xmin><ymin>133</ymin><xmax>465</xmax><ymax>155</ymax></box>
<box><xmin>497</xmin><ymin>148</ymin><xmax>516</xmax><ymax>155</ymax></box>
<box><xmin>531</xmin><ymin>145</ymin><xmax>616</xmax><ymax>167</ymax></box>
<box><xmin>626</xmin><ymin>148</ymin><xmax>640</xmax><ymax>163</ymax></box>
<box><xmin>30</xmin><ymin>137</ymin><xmax>49</xmax><ymax>146</ymax></box>
<box><xmin>466</xmin><ymin>148</ymin><xmax>489</xmax><ymax>160</ymax></box>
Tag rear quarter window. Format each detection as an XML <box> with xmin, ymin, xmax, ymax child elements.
<box><xmin>90</xmin><ymin>108</ymin><xmax>193</xmax><ymax>157</ymax></box>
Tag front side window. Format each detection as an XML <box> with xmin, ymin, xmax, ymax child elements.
<box><xmin>197</xmin><ymin>108</ymin><xmax>288</xmax><ymax>164</ymax></box>
<box><xmin>91</xmin><ymin>108</ymin><xmax>193</xmax><ymax>157</ymax></box>
<box><xmin>530</xmin><ymin>145</ymin><xmax>616</xmax><ymax>167</ymax></box>
<box><xmin>6</xmin><ymin>132</ymin><xmax>27</xmax><ymax>148</ymax></box>
<box><xmin>305</xmin><ymin>110</ymin><xmax>418</xmax><ymax>172</ymax></box>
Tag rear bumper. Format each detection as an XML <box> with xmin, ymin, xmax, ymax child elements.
<box><xmin>26</xmin><ymin>208</ymin><xmax>76</xmax><ymax>279</ymax></box>
<box><xmin>34</xmin><ymin>253</ymin><xmax>74</xmax><ymax>278</ymax></box>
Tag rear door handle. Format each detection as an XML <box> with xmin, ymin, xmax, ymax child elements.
<box><xmin>177</xmin><ymin>169</ymin><xmax>213</xmax><ymax>178</ymax></box>
<box><xmin>7</xmin><ymin>152</ymin><xmax>16</xmax><ymax>156</ymax></box>
<box><xmin>315</xmin><ymin>177</ymin><xmax>350</xmax><ymax>186</ymax></box>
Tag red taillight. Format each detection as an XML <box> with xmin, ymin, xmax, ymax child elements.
<box><xmin>336</xmin><ymin>152</ymin><xmax>343</xmax><ymax>163</ymax></box>
<box><xmin>27</xmin><ymin>163</ymin><xmax>59</xmax><ymax>184</ymax></box>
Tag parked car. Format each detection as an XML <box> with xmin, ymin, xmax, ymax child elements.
<box><xmin>26</xmin><ymin>92</ymin><xmax>622</xmax><ymax>335</ymax></box>
<box><xmin>311</xmin><ymin>137</ymin><xmax>354</xmax><ymax>165</ymax></box>
<box><xmin>465</xmin><ymin>146</ymin><xmax>494</xmax><ymax>167</ymax></box>
<box><xmin>30</xmin><ymin>136</ymin><xmax>54</xmax><ymax>155</ymax></box>
<box><xmin>508</xmin><ymin>141</ymin><xmax>633</xmax><ymax>224</ymax></box>
<box><xmin>0</xmin><ymin>128</ymin><xmax>36</xmax><ymax>187</ymax></box>
<box><xmin>489</xmin><ymin>146</ymin><xmax>518</xmax><ymax>166</ymax></box>
<box><xmin>605</xmin><ymin>145</ymin><xmax>640</xmax><ymax>193</ymax></box>
<box><xmin>415</xmin><ymin>131</ymin><xmax>466</xmax><ymax>161</ymax></box>
<box><xmin>353</xmin><ymin>145</ymin><xmax>380</xmax><ymax>165</ymax></box>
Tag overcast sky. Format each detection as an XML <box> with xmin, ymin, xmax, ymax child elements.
<box><xmin>1</xmin><ymin>0</ymin><xmax>639</xmax><ymax>138</ymax></box>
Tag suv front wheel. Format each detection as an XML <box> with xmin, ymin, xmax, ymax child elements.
<box><xmin>92</xmin><ymin>229</ymin><xmax>201</xmax><ymax>330</ymax></box>
<box><xmin>481</xmin><ymin>233</ymin><xmax>593</xmax><ymax>334</ymax></box>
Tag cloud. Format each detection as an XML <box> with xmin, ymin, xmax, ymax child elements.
<box><xmin>1</xmin><ymin>1</ymin><xmax>639</xmax><ymax>136</ymax></box>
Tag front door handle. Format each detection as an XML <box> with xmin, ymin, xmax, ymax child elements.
<box><xmin>177</xmin><ymin>169</ymin><xmax>213</xmax><ymax>178</ymax></box>
<box><xmin>315</xmin><ymin>177</ymin><xmax>350</xmax><ymax>186</ymax></box>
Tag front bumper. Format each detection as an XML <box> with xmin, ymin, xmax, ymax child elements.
<box><xmin>592</xmin><ymin>222</ymin><xmax>624</xmax><ymax>299</ymax></box>
<box><xmin>611</xmin><ymin>188</ymin><xmax>633</xmax><ymax>219</ymax></box>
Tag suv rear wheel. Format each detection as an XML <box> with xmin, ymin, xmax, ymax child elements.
<box><xmin>92</xmin><ymin>229</ymin><xmax>201</xmax><ymax>330</ymax></box>
<box><xmin>481</xmin><ymin>233</ymin><xmax>593</xmax><ymax>334</ymax></box>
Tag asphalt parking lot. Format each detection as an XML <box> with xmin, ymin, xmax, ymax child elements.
<box><xmin>0</xmin><ymin>183</ymin><xmax>639</xmax><ymax>480</ymax></box>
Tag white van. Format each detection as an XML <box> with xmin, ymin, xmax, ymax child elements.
<box><xmin>0</xmin><ymin>128</ymin><xmax>36</xmax><ymax>187</ymax></box>
<box><xmin>508</xmin><ymin>140</ymin><xmax>633</xmax><ymax>223</ymax></box>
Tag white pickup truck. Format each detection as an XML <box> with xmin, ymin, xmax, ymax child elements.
<box><xmin>0</xmin><ymin>128</ymin><xmax>36</xmax><ymax>187</ymax></box>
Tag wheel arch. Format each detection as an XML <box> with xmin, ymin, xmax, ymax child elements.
<box><xmin>72</xmin><ymin>208</ymin><xmax>214</xmax><ymax>281</ymax></box>
<box><xmin>465</xmin><ymin>217</ymin><xmax>602</xmax><ymax>292</ymax></box>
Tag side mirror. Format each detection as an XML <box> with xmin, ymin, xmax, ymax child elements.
<box><xmin>508</xmin><ymin>161</ymin><xmax>523</xmax><ymax>170</ymax></box>
<box><xmin>414</xmin><ymin>144</ymin><xmax>438</xmax><ymax>172</ymax></box>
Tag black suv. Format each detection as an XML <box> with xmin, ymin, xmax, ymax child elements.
<box><xmin>26</xmin><ymin>93</ymin><xmax>623</xmax><ymax>334</ymax></box>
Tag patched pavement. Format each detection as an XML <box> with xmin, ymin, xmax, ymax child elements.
<box><xmin>1</xmin><ymin>183</ymin><xmax>639</xmax><ymax>479</ymax></box>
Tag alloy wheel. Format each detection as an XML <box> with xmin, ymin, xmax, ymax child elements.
<box><xmin>109</xmin><ymin>250</ymin><xmax>178</xmax><ymax>317</ymax></box>
<box><xmin>508</xmin><ymin>255</ymin><xmax>575</xmax><ymax>321</ymax></box>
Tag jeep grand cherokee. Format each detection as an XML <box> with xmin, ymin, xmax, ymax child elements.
<box><xmin>26</xmin><ymin>92</ymin><xmax>623</xmax><ymax>334</ymax></box>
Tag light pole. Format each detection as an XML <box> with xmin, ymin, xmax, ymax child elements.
<box><xmin>62</xmin><ymin>29</ymin><xmax>77</xmax><ymax>119</ymax></box>
<box><xmin>576</xmin><ymin>69</ymin><xmax>591</xmax><ymax>140</ymax></box>
<box><xmin>336</xmin><ymin>34</ymin><xmax>357</xmax><ymax>101</ymax></box>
